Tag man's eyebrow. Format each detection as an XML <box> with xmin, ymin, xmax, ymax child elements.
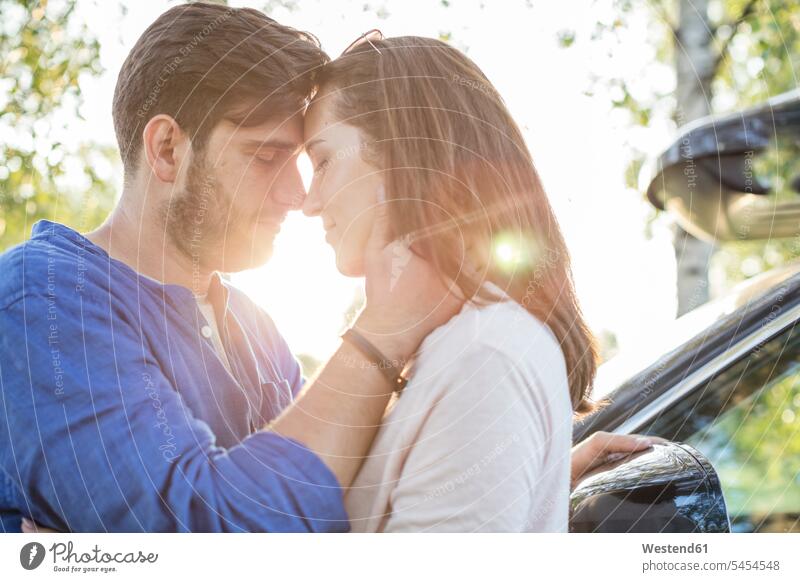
<box><xmin>304</xmin><ymin>138</ymin><xmax>326</xmax><ymax>154</ymax></box>
<box><xmin>242</xmin><ymin>138</ymin><xmax>302</xmax><ymax>153</ymax></box>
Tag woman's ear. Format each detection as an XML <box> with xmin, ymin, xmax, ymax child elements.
<box><xmin>462</xmin><ymin>232</ymin><xmax>489</xmax><ymax>273</ymax></box>
<box><xmin>141</xmin><ymin>114</ymin><xmax>189</xmax><ymax>183</ymax></box>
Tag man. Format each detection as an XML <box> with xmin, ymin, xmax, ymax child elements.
<box><xmin>1</xmin><ymin>3</ymin><xmax>658</xmax><ymax>533</ymax></box>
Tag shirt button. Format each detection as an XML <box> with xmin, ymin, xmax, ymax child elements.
<box><xmin>201</xmin><ymin>325</ymin><xmax>213</xmax><ymax>339</ymax></box>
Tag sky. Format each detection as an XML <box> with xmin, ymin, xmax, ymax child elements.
<box><xmin>70</xmin><ymin>0</ymin><xmax>683</xmax><ymax>363</ymax></box>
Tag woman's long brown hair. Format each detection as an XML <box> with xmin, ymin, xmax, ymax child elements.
<box><xmin>315</xmin><ymin>36</ymin><xmax>600</xmax><ymax>417</ymax></box>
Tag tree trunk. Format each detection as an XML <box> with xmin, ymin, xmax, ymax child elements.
<box><xmin>673</xmin><ymin>0</ymin><xmax>717</xmax><ymax>316</ymax></box>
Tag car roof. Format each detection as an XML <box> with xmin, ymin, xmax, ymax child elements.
<box><xmin>574</xmin><ymin>260</ymin><xmax>800</xmax><ymax>441</ymax></box>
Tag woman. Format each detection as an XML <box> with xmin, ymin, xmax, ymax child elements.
<box><xmin>303</xmin><ymin>33</ymin><xmax>602</xmax><ymax>532</ymax></box>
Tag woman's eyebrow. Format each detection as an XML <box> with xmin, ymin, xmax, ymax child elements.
<box><xmin>304</xmin><ymin>138</ymin><xmax>326</xmax><ymax>154</ymax></box>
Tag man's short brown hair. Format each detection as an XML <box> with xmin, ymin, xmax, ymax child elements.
<box><xmin>113</xmin><ymin>2</ymin><xmax>328</xmax><ymax>175</ymax></box>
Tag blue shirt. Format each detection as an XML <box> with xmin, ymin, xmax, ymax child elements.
<box><xmin>0</xmin><ymin>220</ymin><xmax>349</xmax><ymax>532</ymax></box>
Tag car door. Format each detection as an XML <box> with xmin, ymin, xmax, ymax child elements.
<box><xmin>634</xmin><ymin>321</ymin><xmax>800</xmax><ymax>532</ymax></box>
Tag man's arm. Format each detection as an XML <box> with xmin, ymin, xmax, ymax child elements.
<box><xmin>0</xmin><ymin>294</ymin><xmax>347</xmax><ymax>532</ymax></box>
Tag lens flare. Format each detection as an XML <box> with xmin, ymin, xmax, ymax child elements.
<box><xmin>491</xmin><ymin>232</ymin><xmax>539</xmax><ymax>271</ymax></box>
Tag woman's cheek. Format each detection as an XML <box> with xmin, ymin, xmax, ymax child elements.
<box><xmin>335</xmin><ymin>217</ymin><xmax>371</xmax><ymax>277</ymax></box>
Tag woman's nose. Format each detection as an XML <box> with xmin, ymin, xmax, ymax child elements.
<box><xmin>303</xmin><ymin>184</ymin><xmax>323</xmax><ymax>217</ymax></box>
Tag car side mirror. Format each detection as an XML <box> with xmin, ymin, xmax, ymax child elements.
<box><xmin>569</xmin><ymin>441</ymin><xmax>731</xmax><ymax>533</ymax></box>
<box><xmin>643</xmin><ymin>90</ymin><xmax>800</xmax><ymax>242</ymax></box>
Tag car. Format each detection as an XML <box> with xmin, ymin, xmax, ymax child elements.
<box><xmin>570</xmin><ymin>92</ymin><xmax>800</xmax><ymax>533</ymax></box>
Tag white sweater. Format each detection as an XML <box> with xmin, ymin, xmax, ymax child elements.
<box><xmin>345</xmin><ymin>294</ymin><xmax>574</xmax><ymax>532</ymax></box>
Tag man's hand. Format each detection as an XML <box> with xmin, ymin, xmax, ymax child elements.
<box><xmin>571</xmin><ymin>432</ymin><xmax>668</xmax><ymax>489</ymax></box>
<box><xmin>354</xmin><ymin>185</ymin><xmax>464</xmax><ymax>361</ymax></box>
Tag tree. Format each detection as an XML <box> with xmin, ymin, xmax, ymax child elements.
<box><xmin>0</xmin><ymin>0</ymin><xmax>117</xmax><ymax>251</ymax></box>
<box><xmin>671</xmin><ymin>0</ymin><xmax>716</xmax><ymax>316</ymax></box>
<box><xmin>561</xmin><ymin>0</ymin><xmax>800</xmax><ymax>314</ymax></box>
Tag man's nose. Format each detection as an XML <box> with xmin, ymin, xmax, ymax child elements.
<box><xmin>271</xmin><ymin>165</ymin><xmax>307</xmax><ymax>211</ymax></box>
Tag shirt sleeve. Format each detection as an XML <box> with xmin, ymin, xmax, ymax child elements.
<box><xmin>0</xmin><ymin>293</ymin><xmax>349</xmax><ymax>532</ymax></box>
<box><xmin>383</xmin><ymin>346</ymin><xmax>556</xmax><ymax>532</ymax></box>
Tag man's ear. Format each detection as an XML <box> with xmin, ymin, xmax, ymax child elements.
<box><xmin>141</xmin><ymin>114</ymin><xmax>190</xmax><ymax>183</ymax></box>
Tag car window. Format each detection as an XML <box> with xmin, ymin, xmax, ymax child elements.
<box><xmin>641</xmin><ymin>323</ymin><xmax>800</xmax><ymax>533</ymax></box>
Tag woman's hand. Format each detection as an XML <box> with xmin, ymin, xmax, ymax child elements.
<box><xmin>571</xmin><ymin>431</ymin><xmax>668</xmax><ymax>489</ymax></box>
<box><xmin>21</xmin><ymin>517</ymin><xmax>59</xmax><ymax>533</ymax></box>
<box><xmin>357</xmin><ymin>185</ymin><xmax>463</xmax><ymax>360</ymax></box>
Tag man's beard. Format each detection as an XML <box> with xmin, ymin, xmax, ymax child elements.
<box><xmin>161</xmin><ymin>151</ymin><xmax>234</xmax><ymax>283</ymax></box>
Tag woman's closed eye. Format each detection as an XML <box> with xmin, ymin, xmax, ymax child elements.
<box><xmin>313</xmin><ymin>158</ymin><xmax>330</xmax><ymax>174</ymax></box>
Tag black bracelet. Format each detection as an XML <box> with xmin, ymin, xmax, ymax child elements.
<box><xmin>340</xmin><ymin>328</ymin><xmax>408</xmax><ymax>392</ymax></box>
